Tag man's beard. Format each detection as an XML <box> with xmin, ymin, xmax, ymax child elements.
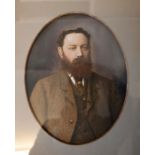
<box><xmin>61</xmin><ymin>54</ymin><xmax>92</xmax><ymax>80</ymax></box>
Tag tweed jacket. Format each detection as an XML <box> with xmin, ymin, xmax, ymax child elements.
<box><xmin>30</xmin><ymin>70</ymin><xmax>123</xmax><ymax>143</ymax></box>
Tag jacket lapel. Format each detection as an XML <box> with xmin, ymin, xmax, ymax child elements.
<box><xmin>84</xmin><ymin>74</ymin><xmax>100</xmax><ymax>115</ymax></box>
<box><xmin>59</xmin><ymin>71</ymin><xmax>76</xmax><ymax>107</ymax></box>
<box><xmin>56</xmin><ymin>71</ymin><xmax>77</xmax><ymax>142</ymax></box>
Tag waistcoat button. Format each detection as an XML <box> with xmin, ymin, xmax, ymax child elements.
<box><xmin>69</xmin><ymin>120</ymin><xmax>73</xmax><ymax>124</ymax></box>
<box><xmin>82</xmin><ymin>97</ymin><xmax>86</xmax><ymax>101</ymax></box>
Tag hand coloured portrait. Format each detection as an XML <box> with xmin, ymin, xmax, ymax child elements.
<box><xmin>25</xmin><ymin>13</ymin><xmax>127</xmax><ymax>145</ymax></box>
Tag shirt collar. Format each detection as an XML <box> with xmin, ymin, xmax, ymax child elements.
<box><xmin>67</xmin><ymin>73</ymin><xmax>85</xmax><ymax>86</ymax></box>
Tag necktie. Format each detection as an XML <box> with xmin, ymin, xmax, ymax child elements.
<box><xmin>76</xmin><ymin>80</ymin><xmax>85</xmax><ymax>96</ymax></box>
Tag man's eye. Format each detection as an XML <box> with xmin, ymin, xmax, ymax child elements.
<box><xmin>69</xmin><ymin>47</ymin><xmax>76</xmax><ymax>50</ymax></box>
<box><xmin>82</xmin><ymin>46</ymin><xmax>89</xmax><ymax>50</ymax></box>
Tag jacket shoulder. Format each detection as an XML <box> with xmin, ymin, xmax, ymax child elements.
<box><xmin>91</xmin><ymin>72</ymin><xmax>115</xmax><ymax>85</ymax></box>
<box><xmin>31</xmin><ymin>71</ymin><xmax>64</xmax><ymax>96</ymax></box>
<box><xmin>36</xmin><ymin>71</ymin><xmax>63</xmax><ymax>86</ymax></box>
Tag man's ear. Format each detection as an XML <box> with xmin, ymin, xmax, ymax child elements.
<box><xmin>57</xmin><ymin>46</ymin><xmax>63</xmax><ymax>59</ymax></box>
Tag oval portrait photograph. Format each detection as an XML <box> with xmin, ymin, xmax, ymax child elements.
<box><xmin>25</xmin><ymin>13</ymin><xmax>127</xmax><ymax>145</ymax></box>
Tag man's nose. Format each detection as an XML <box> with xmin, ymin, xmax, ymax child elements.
<box><xmin>76</xmin><ymin>48</ymin><xmax>82</xmax><ymax>57</ymax></box>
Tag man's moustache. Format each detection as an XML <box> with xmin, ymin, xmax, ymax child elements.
<box><xmin>72</xmin><ymin>57</ymin><xmax>88</xmax><ymax>64</ymax></box>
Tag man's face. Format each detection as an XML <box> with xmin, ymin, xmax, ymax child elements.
<box><xmin>58</xmin><ymin>32</ymin><xmax>91</xmax><ymax>79</ymax></box>
<box><xmin>58</xmin><ymin>33</ymin><xmax>90</xmax><ymax>63</ymax></box>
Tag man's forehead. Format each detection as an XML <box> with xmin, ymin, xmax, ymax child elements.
<box><xmin>63</xmin><ymin>33</ymin><xmax>88</xmax><ymax>45</ymax></box>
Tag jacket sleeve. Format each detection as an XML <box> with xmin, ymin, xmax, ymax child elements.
<box><xmin>30</xmin><ymin>80</ymin><xmax>47</xmax><ymax>126</ymax></box>
<box><xmin>109</xmin><ymin>79</ymin><xmax>126</xmax><ymax>122</ymax></box>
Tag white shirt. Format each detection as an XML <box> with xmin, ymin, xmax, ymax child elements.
<box><xmin>67</xmin><ymin>73</ymin><xmax>85</xmax><ymax>86</ymax></box>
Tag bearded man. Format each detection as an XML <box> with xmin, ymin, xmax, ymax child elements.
<box><xmin>30</xmin><ymin>28</ymin><xmax>124</xmax><ymax>144</ymax></box>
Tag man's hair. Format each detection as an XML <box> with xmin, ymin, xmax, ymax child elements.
<box><xmin>57</xmin><ymin>27</ymin><xmax>90</xmax><ymax>47</ymax></box>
